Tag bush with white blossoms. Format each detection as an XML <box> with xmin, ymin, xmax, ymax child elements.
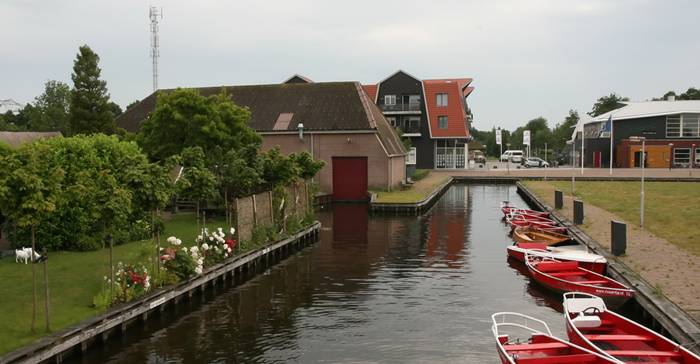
<box><xmin>196</xmin><ymin>227</ymin><xmax>236</xmax><ymax>266</ymax></box>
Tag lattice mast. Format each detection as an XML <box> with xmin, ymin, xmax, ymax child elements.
<box><xmin>149</xmin><ymin>6</ymin><xmax>163</xmax><ymax>92</ymax></box>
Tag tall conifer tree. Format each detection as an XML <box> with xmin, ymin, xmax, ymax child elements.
<box><xmin>69</xmin><ymin>45</ymin><xmax>115</xmax><ymax>135</ymax></box>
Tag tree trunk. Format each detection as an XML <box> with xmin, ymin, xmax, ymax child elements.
<box><xmin>43</xmin><ymin>254</ymin><xmax>50</xmax><ymax>332</ymax></box>
<box><xmin>155</xmin><ymin>208</ymin><xmax>161</xmax><ymax>280</ymax></box>
<box><xmin>30</xmin><ymin>225</ymin><xmax>37</xmax><ymax>333</ymax></box>
<box><xmin>196</xmin><ymin>201</ymin><xmax>200</xmax><ymax>231</ymax></box>
<box><xmin>224</xmin><ymin>189</ymin><xmax>229</xmax><ymax>228</ymax></box>
<box><xmin>109</xmin><ymin>235</ymin><xmax>114</xmax><ymax>300</ymax></box>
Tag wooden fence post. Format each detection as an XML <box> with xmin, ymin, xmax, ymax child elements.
<box><xmin>268</xmin><ymin>190</ymin><xmax>274</xmax><ymax>224</ymax></box>
<box><xmin>252</xmin><ymin>194</ymin><xmax>258</xmax><ymax>227</ymax></box>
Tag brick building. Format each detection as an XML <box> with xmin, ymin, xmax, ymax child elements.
<box><xmin>117</xmin><ymin>81</ymin><xmax>406</xmax><ymax>201</ymax></box>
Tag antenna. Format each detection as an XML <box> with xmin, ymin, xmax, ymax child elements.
<box><xmin>149</xmin><ymin>6</ymin><xmax>163</xmax><ymax>92</ymax></box>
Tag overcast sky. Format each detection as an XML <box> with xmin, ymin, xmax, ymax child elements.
<box><xmin>2</xmin><ymin>0</ymin><xmax>698</xmax><ymax>130</ymax></box>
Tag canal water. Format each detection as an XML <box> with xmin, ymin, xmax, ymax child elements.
<box><xmin>73</xmin><ymin>184</ymin><xmax>568</xmax><ymax>363</ymax></box>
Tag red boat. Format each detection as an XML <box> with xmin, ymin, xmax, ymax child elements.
<box><xmin>526</xmin><ymin>252</ymin><xmax>634</xmax><ymax>308</ymax></box>
<box><xmin>508</xmin><ymin>219</ymin><xmax>568</xmax><ymax>233</ymax></box>
<box><xmin>564</xmin><ymin>292</ymin><xmax>700</xmax><ymax>363</ymax></box>
<box><xmin>492</xmin><ymin>312</ymin><xmax>621</xmax><ymax>364</ymax></box>
<box><xmin>507</xmin><ymin>243</ymin><xmax>607</xmax><ymax>274</ymax></box>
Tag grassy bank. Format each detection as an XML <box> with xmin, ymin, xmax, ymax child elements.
<box><xmin>523</xmin><ymin>180</ymin><xmax>700</xmax><ymax>256</ymax></box>
<box><xmin>372</xmin><ymin>172</ymin><xmax>449</xmax><ymax>203</ymax></box>
<box><xmin>0</xmin><ymin>212</ymin><xmax>226</xmax><ymax>356</ymax></box>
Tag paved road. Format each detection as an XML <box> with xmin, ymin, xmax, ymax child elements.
<box><xmin>437</xmin><ymin>163</ymin><xmax>700</xmax><ymax>179</ymax></box>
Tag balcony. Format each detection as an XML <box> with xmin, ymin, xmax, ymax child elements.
<box><xmin>380</xmin><ymin>101</ymin><xmax>422</xmax><ymax>113</ymax></box>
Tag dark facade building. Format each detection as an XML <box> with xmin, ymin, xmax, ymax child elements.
<box><xmin>576</xmin><ymin>100</ymin><xmax>700</xmax><ymax>168</ymax></box>
<box><xmin>362</xmin><ymin>70</ymin><xmax>474</xmax><ymax>171</ymax></box>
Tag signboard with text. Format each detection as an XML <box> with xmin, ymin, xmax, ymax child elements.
<box><xmin>523</xmin><ymin>130</ymin><xmax>531</xmax><ymax>146</ymax></box>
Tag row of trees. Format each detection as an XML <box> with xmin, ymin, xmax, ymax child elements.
<box><xmin>0</xmin><ymin>45</ymin><xmax>137</xmax><ymax>135</ymax></box>
<box><xmin>472</xmin><ymin>89</ymin><xmax>700</xmax><ymax>159</ymax></box>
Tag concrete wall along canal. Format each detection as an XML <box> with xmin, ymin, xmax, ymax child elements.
<box><xmin>516</xmin><ymin>181</ymin><xmax>700</xmax><ymax>353</ymax></box>
<box><xmin>0</xmin><ymin>223</ymin><xmax>321</xmax><ymax>364</ymax></box>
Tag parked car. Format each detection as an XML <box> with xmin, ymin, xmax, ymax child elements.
<box><xmin>499</xmin><ymin>150</ymin><xmax>524</xmax><ymax>163</ymax></box>
<box><xmin>523</xmin><ymin>157</ymin><xmax>549</xmax><ymax>168</ymax></box>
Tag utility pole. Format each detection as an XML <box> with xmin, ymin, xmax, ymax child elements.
<box><xmin>149</xmin><ymin>6</ymin><xmax>163</xmax><ymax>92</ymax></box>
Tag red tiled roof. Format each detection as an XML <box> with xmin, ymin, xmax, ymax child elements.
<box><xmin>422</xmin><ymin>78</ymin><xmax>473</xmax><ymax>138</ymax></box>
<box><xmin>362</xmin><ymin>84</ymin><xmax>378</xmax><ymax>102</ymax></box>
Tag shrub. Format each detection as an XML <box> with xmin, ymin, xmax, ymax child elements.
<box><xmin>411</xmin><ymin>169</ymin><xmax>430</xmax><ymax>181</ymax></box>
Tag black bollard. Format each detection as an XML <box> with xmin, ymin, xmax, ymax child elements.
<box><xmin>573</xmin><ymin>200</ymin><xmax>584</xmax><ymax>225</ymax></box>
<box><xmin>555</xmin><ymin>190</ymin><xmax>563</xmax><ymax>209</ymax></box>
<box><xmin>611</xmin><ymin>220</ymin><xmax>627</xmax><ymax>256</ymax></box>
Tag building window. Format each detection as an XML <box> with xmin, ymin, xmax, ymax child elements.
<box><xmin>666</xmin><ymin>114</ymin><xmax>700</xmax><ymax>138</ymax></box>
<box><xmin>673</xmin><ymin>148</ymin><xmax>691</xmax><ymax>166</ymax></box>
<box><xmin>438</xmin><ymin>116</ymin><xmax>448</xmax><ymax>129</ymax></box>
<box><xmin>436</xmin><ymin>93</ymin><xmax>448</xmax><ymax>107</ymax></box>
<box><xmin>386</xmin><ymin>116</ymin><xmax>397</xmax><ymax>127</ymax></box>
<box><xmin>696</xmin><ymin>149</ymin><xmax>700</xmax><ymax>164</ymax></box>
<box><xmin>384</xmin><ymin>94</ymin><xmax>396</xmax><ymax>106</ymax></box>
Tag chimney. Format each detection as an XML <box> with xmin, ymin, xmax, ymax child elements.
<box><xmin>667</xmin><ymin>95</ymin><xmax>676</xmax><ymax>101</ymax></box>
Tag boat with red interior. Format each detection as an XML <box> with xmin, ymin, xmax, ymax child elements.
<box><xmin>492</xmin><ymin>312</ymin><xmax>622</xmax><ymax>364</ymax></box>
<box><xmin>501</xmin><ymin>201</ymin><xmax>550</xmax><ymax>219</ymax></box>
<box><xmin>563</xmin><ymin>292</ymin><xmax>700</xmax><ymax>363</ymax></box>
<box><xmin>525</xmin><ymin>251</ymin><xmax>633</xmax><ymax>308</ymax></box>
<box><xmin>507</xmin><ymin>243</ymin><xmax>607</xmax><ymax>274</ymax></box>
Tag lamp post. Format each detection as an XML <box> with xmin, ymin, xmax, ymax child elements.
<box><xmin>691</xmin><ymin>144</ymin><xmax>696</xmax><ymax>177</ymax></box>
<box><xmin>506</xmin><ymin>143</ymin><xmax>511</xmax><ymax>174</ymax></box>
<box><xmin>630</xmin><ymin>136</ymin><xmax>646</xmax><ymax>228</ymax></box>
<box><xmin>567</xmin><ymin>140</ymin><xmax>575</xmax><ymax>195</ymax></box>
<box><xmin>669</xmin><ymin>143</ymin><xmax>674</xmax><ymax>171</ymax></box>
<box><xmin>544</xmin><ymin>142</ymin><xmax>548</xmax><ymax>181</ymax></box>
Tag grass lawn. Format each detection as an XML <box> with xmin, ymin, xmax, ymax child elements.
<box><xmin>0</xmin><ymin>212</ymin><xmax>226</xmax><ymax>356</ymax></box>
<box><xmin>372</xmin><ymin>172</ymin><xmax>450</xmax><ymax>203</ymax></box>
<box><xmin>523</xmin><ymin>180</ymin><xmax>700</xmax><ymax>256</ymax></box>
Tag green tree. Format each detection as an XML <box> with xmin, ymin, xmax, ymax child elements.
<box><xmin>69</xmin><ymin>45</ymin><xmax>116</xmax><ymax>135</ymax></box>
<box><xmin>551</xmin><ymin>109</ymin><xmax>580</xmax><ymax>155</ymax></box>
<box><xmin>260</xmin><ymin>147</ymin><xmax>300</xmax><ymax>188</ymax></box>
<box><xmin>125</xmin><ymin>100</ymin><xmax>140</xmax><ymax>110</ymax></box>
<box><xmin>28</xmin><ymin>80</ymin><xmax>71</xmax><ymax>132</ymax></box>
<box><xmin>0</xmin><ymin>144</ymin><xmax>63</xmax><ymax>332</ymax></box>
<box><xmin>588</xmin><ymin>93</ymin><xmax>628</xmax><ymax>117</ymax></box>
<box><xmin>107</xmin><ymin>101</ymin><xmax>123</xmax><ymax>118</ymax></box>
<box><xmin>137</xmin><ymin>88</ymin><xmax>261</xmax><ymax>161</ymax></box>
<box><xmin>292</xmin><ymin>151</ymin><xmax>325</xmax><ymax>180</ymax></box>
<box><xmin>219</xmin><ymin>146</ymin><xmax>262</xmax><ymax>227</ymax></box>
<box><xmin>679</xmin><ymin>87</ymin><xmax>700</xmax><ymax>100</ymax></box>
<box><xmin>176</xmin><ymin>147</ymin><xmax>218</xmax><ymax>229</ymax></box>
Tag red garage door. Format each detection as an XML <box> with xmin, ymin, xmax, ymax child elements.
<box><xmin>332</xmin><ymin>157</ymin><xmax>368</xmax><ymax>201</ymax></box>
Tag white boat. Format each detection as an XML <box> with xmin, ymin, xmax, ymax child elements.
<box><xmin>507</xmin><ymin>244</ymin><xmax>608</xmax><ymax>274</ymax></box>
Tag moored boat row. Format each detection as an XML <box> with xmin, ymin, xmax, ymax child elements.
<box><xmin>494</xmin><ymin>201</ymin><xmax>699</xmax><ymax>363</ymax></box>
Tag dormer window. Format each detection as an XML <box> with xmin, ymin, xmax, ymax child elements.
<box><xmin>436</xmin><ymin>93</ymin><xmax>448</xmax><ymax>107</ymax></box>
<box><xmin>384</xmin><ymin>94</ymin><xmax>396</xmax><ymax>105</ymax></box>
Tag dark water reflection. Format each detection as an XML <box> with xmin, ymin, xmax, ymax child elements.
<box><xmin>72</xmin><ymin>184</ymin><xmax>566</xmax><ymax>363</ymax></box>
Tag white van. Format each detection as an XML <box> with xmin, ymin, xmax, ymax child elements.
<box><xmin>500</xmin><ymin>150</ymin><xmax>524</xmax><ymax>163</ymax></box>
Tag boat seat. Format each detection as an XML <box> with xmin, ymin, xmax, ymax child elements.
<box><xmin>514</xmin><ymin>353</ymin><xmax>599</xmax><ymax>363</ymax></box>
<box><xmin>504</xmin><ymin>342</ymin><xmax>569</xmax><ymax>351</ymax></box>
<box><xmin>572</xmin><ymin>313</ymin><xmax>602</xmax><ymax>328</ymax></box>
<box><xmin>518</xmin><ymin>242</ymin><xmax>548</xmax><ymax>250</ymax></box>
<box><xmin>536</xmin><ymin>261</ymin><xmax>580</xmax><ymax>272</ymax></box>
<box><xmin>549</xmin><ymin>271</ymin><xmax>587</xmax><ymax>277</ymax></box>
<box><xmin>585</xmin><ymin>334</ymin><xmax>654</xmax><ymax>342</ymax></box>
<box><xmin>575</xmin><ymin>280</ymin><xmax>610</xmax><ymax>285</ymax></box>
<box><xmin>606</xmin><ymin>350</ymin><xmax>682</xmax><ymax>358</ymax></box>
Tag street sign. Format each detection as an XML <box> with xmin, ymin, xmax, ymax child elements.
<box><xmin>496</xmin><ymin>129</ymin><xmax>502</xmax><ymax>145</ymax></box>
<box><xmin>523</xmin><ymin>130</ymin><xmax>531</xmax><ymax>146</ymax></box>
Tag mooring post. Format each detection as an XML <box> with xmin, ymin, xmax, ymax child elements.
<box><xmin>555</xmin><ymin>190</ymin><xmax>563</xmax><ymax>209</ymax></box>
<box><xmin>573</xmin><ymin>199</ymin><xmax>584</xmax><ymax>225</ymax></box>
<box><xmin>611</xmin><ymin>220</ymin><xmax>627</xmax><ymax>256</ymax></box>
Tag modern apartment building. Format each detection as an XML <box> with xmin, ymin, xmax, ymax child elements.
<box><xmin>363</xmin><ymin>70</ymin><xmax>474</xmax><ymax>171</ymax></box>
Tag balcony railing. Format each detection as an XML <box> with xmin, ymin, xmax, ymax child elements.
<box><xmin>380</xmin><ymin>101</ymin><xmax>422</xmax><ymax>112</ymax></box>
<box><xmin>395</xmin><ymin>124</ymin><xmax>421</xmax><ymax>134</ymax></box>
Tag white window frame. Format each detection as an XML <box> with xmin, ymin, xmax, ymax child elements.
<box><xmin>666</xmin><ymin>114</ymin><xmax>700</xmax><ymax>138</ymax></box>
<box><xmin>438</xmin><ymin>115</ymin><xmax>448</xmax><ymax>129</ymax></box>
<box><xmin>384</xmin><ymin>94</ymin><xmax>396</xmax><ymax>106</ymax></box>
<box><xmin>436</xmin><ymin>93</ymin><xmax>448</xmax><ymax>107</ymax></box>
<box><xmin>673</xmin><ymin>148</ymin><xmax>691</xmax><ymax>165</ymax></box>
<box><xmin>695</xmin><ymin>148</ymin><xmax>700</xmax><ymax>164</ymax></box>
<box><xmin>386</xmin><ymin>116</ymin><xmax>397</xmax><ymax>127</ymax></box>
